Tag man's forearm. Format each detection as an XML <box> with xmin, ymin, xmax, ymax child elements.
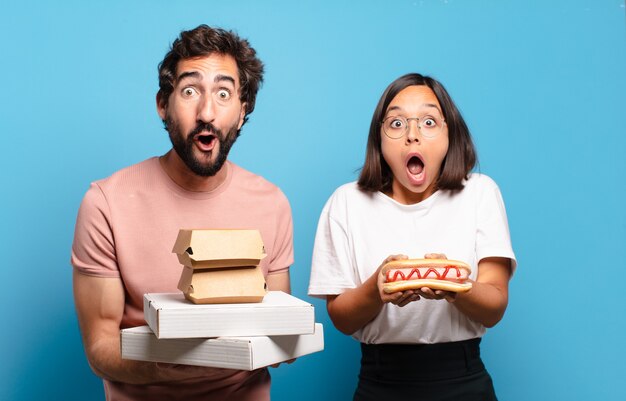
<box><xmin>87</xmin><ymin>332</ymin><xmax>217</xmax><ymax>384</ymax></box>
<box><xmin>87</xmin><ymin>331</ymin><xmax>165</xmax><ymax>384</ymax></box>
<box><xmin>74</xmin><ymin>273</ymin><xmax>213</xmax><ymax>385</ymax></box>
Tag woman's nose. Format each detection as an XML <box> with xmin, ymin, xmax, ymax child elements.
<box><xmin>405</xmin><ymin>119</ymin><xmax>420</xmax><ymax>143</ymax></box>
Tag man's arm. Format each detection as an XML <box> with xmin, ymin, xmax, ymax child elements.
<box><xmin>73</xmin><ymin>271</ymin><xmax>217</xmax><ymax>384</ymax></box>
<box><xmin>264</xmin><ymin>269</ymin><xmax>297</xmax><ymax>367</ymax></box>
<box><xmin>265</xmin><ymin>270</ymin><xmax>291</xmax><ymax>293</ymax></box>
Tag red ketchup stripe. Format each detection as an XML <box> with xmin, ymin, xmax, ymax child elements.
<box><xmin>386</xmin><ymin>266</ymin><xmax>462</xmax><ymax>282</ymax></box>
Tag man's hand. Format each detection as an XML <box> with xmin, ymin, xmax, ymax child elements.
<box><xmin>269</xmin><ymin>359</ymin><xmax>296</xmax><ymax>368</ymax></box>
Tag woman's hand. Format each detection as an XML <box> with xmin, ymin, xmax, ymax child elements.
<box><xmin>377</xmin><ymin>254</ymin><xmax>422</xmax><ymax>307</ymax></box>
<box><xmin>379</xmin><ymin>252</ymin><xmax>458</xmax><ymax>305</ymax></box>
<box><xmin>413</xmin><ymin>253</ymin><xmax>458</xmax><ymax>303</ymax></box>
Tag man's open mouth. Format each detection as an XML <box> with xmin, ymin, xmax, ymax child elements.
<box><xmin>195</xmin><ymin>132</ymin><xmax>217</xmax><ymax>150</ymax></box>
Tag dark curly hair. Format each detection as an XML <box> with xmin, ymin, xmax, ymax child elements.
<box><xmin>157</xmin><ymin>25</ymin><xmax>264</xmax><ymax>126</ymax></box>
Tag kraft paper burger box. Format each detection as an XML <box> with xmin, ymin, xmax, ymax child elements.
<box><xmin>121</xmin><ymin>323</ymin><xmax>324</xmax><ymax>370</ymax></box>
<box><xmin>172</xmin><ymin>229</ymin><xmax>267</xmax><ymax>304</ymax></box>
<box><xmin>144</xmin><ymin>291</ymin><xmax>316</xmax><ymax>339</ymax></box>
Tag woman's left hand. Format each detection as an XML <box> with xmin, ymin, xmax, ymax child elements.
<box><xmin>417</xmin><ymin>253</ymin><xmax>457</xmax><ymax>302</ymax></box>
<box><xmin>415</xmin><ymin>287</ymin><xmax>458</xmax><ymax>303</ymax></box>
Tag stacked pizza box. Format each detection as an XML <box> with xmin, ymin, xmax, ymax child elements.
<box><xmin>121</xmin><ymin>229</ymin><xmax>324</xmax><ymax>370</ymax></box>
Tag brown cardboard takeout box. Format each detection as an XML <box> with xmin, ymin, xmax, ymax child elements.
<box><xmin>172</xmin><ymin>229</ymin><xmax>267</xmax><ymax>304</ymax></box>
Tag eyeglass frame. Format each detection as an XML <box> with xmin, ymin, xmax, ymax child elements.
<box><xmin>380</xmin><ymin>114</ymin><xmax>447</xmax><ymax>140</ymax></box>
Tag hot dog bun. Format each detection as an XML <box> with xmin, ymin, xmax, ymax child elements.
<box><xmin>381</xmin><ymin>258</ymin><xmax>472</xmax><ymax>293</ymax></box>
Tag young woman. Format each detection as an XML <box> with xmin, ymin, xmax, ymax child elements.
<box><xmin>308</xmin><ymin>73</ymin><xmax>516</xmax><ymax>400</ymax></box>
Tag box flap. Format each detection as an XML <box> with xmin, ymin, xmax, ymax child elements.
<box><xmin>172</xmin><ymin>229</ymin><xmax>266</xmax><ymax>269</ymax></box>
<box><xmin>143</xmin><ymin>294</ymin><xmax>162</xmax><ymax>338</ymax></box>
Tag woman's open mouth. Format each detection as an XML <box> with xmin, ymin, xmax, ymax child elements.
<box><xmin>407</xmin><ymin>155</ymin><xmax>424</xmax><ymax>175</ymax></box>
<box><xmin>406</xmin><ymin>154</ymin><xmax>426</xmax><ymax>185</ymax></box>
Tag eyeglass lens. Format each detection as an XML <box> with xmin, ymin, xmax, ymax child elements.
<box><xmin>382</xmin><ymin>115</ymin><xmax>444</xmax><ymax>139</ymax></box>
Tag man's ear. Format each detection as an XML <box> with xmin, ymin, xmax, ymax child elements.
<box><xmin>156</xmin><ymin>92</ymin><xmax>167</xmax><ymax>121</ymax></box>
<box><xmin>237</xmin><ymin>102</ymin><xmax>247</xmax><ymax>130</ymax></box>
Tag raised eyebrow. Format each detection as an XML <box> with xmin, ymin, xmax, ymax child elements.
<box><xmin>420</xmin><ymin>103</ymin><xmax>443</xmax><ymax>114</ymax></box>
<box><xmin>176</xmin><ymin>71</ymin><xmax>201</xmax><ymax>83</ymax></box>
<box><xmin>385</xmin><ymin>104</ymin><xmax>439</xmax><ymax>112</ymax></box>
<box><xmin>175</xmin><ymin>72</ymin><xmax>236</xmax><ymax>87</ymax></box>
<box><xmin>214</xmin><ymin>74</ymin><xmax>236</xmax><ymax>87</ymax></box>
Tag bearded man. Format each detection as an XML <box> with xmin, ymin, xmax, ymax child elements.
<box><xmin>71</xmin><ymin>25</ymin><xmax>293</xmax><ymax>401</ymax></box>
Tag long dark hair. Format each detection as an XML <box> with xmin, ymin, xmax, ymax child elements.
<box><xmin>157</xmin><ymin>25</ymin><xmax>264</xmax><ymax>127</ymax></box>
<box><xmin>357</xmin><ymin>73</ymin><xmax>477</xmax><ymax>192</ymax></box>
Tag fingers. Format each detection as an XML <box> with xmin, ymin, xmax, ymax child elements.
<box><xmin>269</xmin><ymin>358</ymin><xmax>296</xmax><ymax>368</ymax></box>
<box><xmin>380</xmin><ymin>289</ymin><xmax>403</xmax><ymax>304</ymax></box>
<box><xmin>424</xmin><ymin>253</ymin><xmax>447</xmax><ymax>259</ymax></box>
<box><xmin>383</xmin><ymin>288</ymin><xmax>454</xmax><ymax>305</ymax></box>
<box><xmin>383</xmin><ymin>288</ymin><xmax>455</xmax><ymax>305</ymax></box>
<box><xmin>380</xmin><ymin>254</ymin><xmax>408</xmax><ymax>269</ymax></box>
<box><xmin>417</xmin><ymin>288</ymin><xmax>455</xmax><ymax>301</ymax></box>
<box><xmin>397</xmin><ymin>292</ymin><xmax>420</xmax><ymax>307</ymax></box>
<box><xmin>377</xmin><ymin>254</ymin><xmax>409</xmax><ymax>304</ymax></box>
<box><xmin>383</xmin><ymin>290</ymin><xmax>420</xmax><ymax>307</ymax></box>
<box><xmin>416</xmin><ymin>287</ymin><xmax>438</xmax><ymax>300</ymax></box>
<box><xmin>444</xmin><ymin>292</ymin><xmax>458</xmax><ymax>303</ymax></box>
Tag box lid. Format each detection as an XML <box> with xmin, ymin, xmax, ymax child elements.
<box><xmin>172</xmin><ymin>229</ymin><xmax>266</xmax><ymax>269</ymax></box>
<box><xmin>144</xmin><ymin>291</ymin><xmax>315</xmax><ymax>338</ymax></box>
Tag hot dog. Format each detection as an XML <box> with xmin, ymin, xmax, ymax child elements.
<box><xmin>381</xmin><ymin>258</ymin><xmax>472</xmax><ymax>293</ymax></box>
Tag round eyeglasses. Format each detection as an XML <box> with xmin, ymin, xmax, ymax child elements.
<box><xmin>381</xmin><ymin>115</ymin><xmax>446</xmax><ymax>139</ymax></box>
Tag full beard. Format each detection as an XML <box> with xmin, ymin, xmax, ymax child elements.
<box><xmin>164</xmin><ymin>116</ymin><xmax>240</xmax><ymax>177</ymax></box>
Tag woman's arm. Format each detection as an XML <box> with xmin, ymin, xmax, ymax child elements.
<box><xmin>419</xmin><ymin>256</ymin><xmax>512</xmax><ymax>328</ymax></box>
<box><xmin>326</xmin><ymin>255</ymin><xmax>419</xmax><ymax>335</ymax></box>
<box><xmin>450</xmin><ymin>257</ymin><xmax>511</xmax><ymax>327</ymax></box>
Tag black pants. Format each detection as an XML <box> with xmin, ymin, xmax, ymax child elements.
<box><xmin>354</xmin><ymin>338</ymin><xmax>497</xmax><ymax>401</ymax></box>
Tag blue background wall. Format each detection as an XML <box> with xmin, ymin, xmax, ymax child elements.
<box><xmin>1</xmin><ymin>1</ymin><xmax>625</xmax><ymax>400</ymax></box>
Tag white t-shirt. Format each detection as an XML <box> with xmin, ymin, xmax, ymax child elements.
<box><xmin>308</xmin><ymin>173</ymin><xmax>516</xmax><ymax>344</ymax></box>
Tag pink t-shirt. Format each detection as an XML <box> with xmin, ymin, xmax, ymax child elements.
<box><xmin>71</xmin><ymin>157</ymin><xmax>294</xmax><ymax>400</ymax></box>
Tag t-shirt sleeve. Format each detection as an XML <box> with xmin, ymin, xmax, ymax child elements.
<box><xmin>71</xmin><ymin>183</ymin><xmax>120</xmax><ymax>278</ymax></box>
<box><xmin>476</xmin><ymin>177</ymin><xmax>517</xmax><ymax>273</ymax></box>
<box><xmin>267</xmin><ymin>191</ymin><xmax>294</xmax><ymax>275</ymax></box>
<box><xmin>308</xmin><ymin>190</ymin><xmax>358</xmax><ymax>298</ymax></box>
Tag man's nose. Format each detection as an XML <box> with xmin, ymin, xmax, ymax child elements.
<box><xmin>197</xmin><ymin>95</ymin><xmax>216</xmax><ymax>123</ymax></box>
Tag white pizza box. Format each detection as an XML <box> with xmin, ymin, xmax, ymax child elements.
<box><xmin>144</xmin><ymin>291</ymin><xmax>315</xmax><ymax>339</ymax></box>
<box><xmin>121</xmin><ymin>323</ymin><xmax>324</xmax><ymax>370</ymax></box>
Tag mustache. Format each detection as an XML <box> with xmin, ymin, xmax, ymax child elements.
<box><xmin>189</xmin><ymin>122</ymin><xmax>223</xmax><ymax>139</ymax></box>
